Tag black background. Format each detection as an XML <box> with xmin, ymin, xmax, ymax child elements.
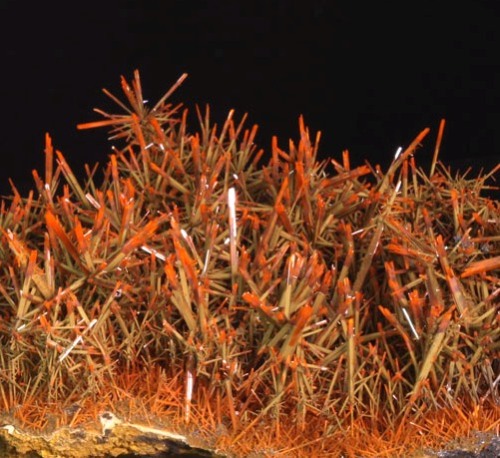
<box><xmin>1</xmin><ymin>0</ymin><xmax>498</xmax><ymax>196</ymax></box>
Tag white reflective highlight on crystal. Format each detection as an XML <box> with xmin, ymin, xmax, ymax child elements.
<box><xmin>58</xmin><ymin>318</ymin><xmax>97</xmax><ymax>363</ymax></box>
<box><xmin>141</xmin><ymin>245</ymin><xmax>166</xmax><ymax>262</ymax></box>
<box><xmin>86</xmin><ymin>193</ymin><xmax>101</xmax><ymax>209</ymax></box>
<box><xmin>402</xmin><ymin>307</ymin><xmax>419</xmax><ymax>340</ymax></box>
<box><xmin>228</xmin><ymin>187</ymin><xmax>238</xmax><ymax>275</ymax></box>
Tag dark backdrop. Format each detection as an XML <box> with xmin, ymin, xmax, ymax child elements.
<box><xmin>1</xmin><ymin>0</ymin><xmax>498</xmax><ymax>196</ymax></box>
